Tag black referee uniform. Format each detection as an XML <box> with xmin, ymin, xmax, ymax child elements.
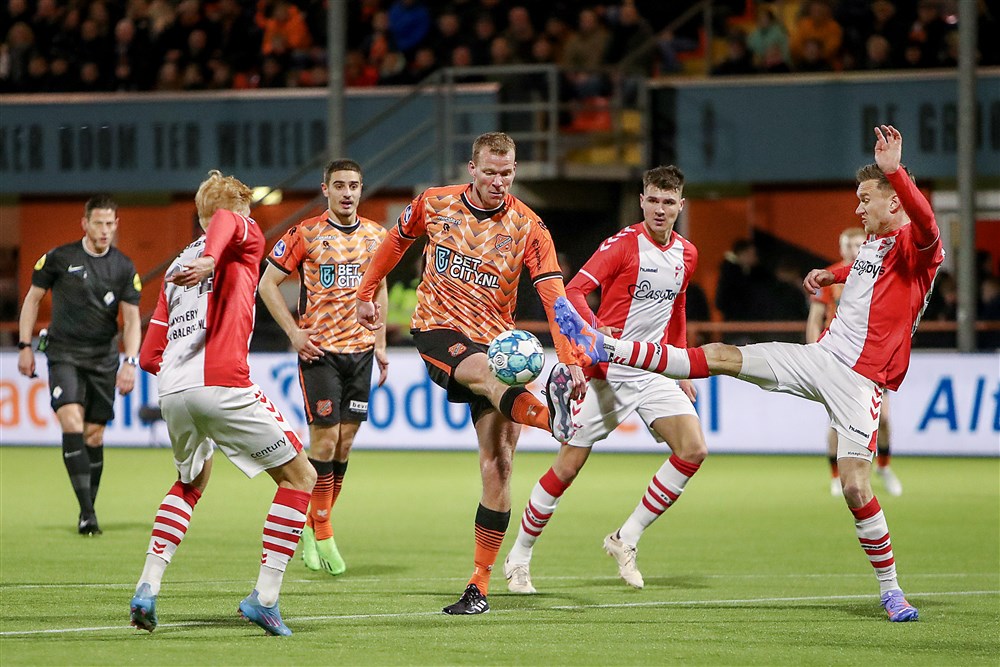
<box><xmin>31</xmin><ymin>240</ymin><xmax>141</xmax><ymax>528</ymax></box>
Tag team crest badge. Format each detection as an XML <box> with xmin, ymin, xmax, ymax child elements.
<box><xmin>448</xmin><ymin>343</ymin><xmax>467</xmax><ymax>357</ymax></box>
<box><xmin>273</xmin><ymin>240</ymin><xmax>286</xmax><ymax>257</ymax></box>
<box><xmin>367</xmin><ymin>239</ymin><xmax>378</xmax><ymax>253</ymax></box>
<box><xmin>435</xmin><ymin>246</ymin><xmax>451</xmax><ymax>273</ymax></box>
<box><xmin>495</xmin><ymin>234</ymin><xmax>513</xmax><ymax>252</ymax></box>
<box><xmin>876</xmin><ymin>237</ymin><xmax>896</xmax><ymax>257</ymax></box>
<box><xmin>320</xmin><ymin>265</ymin><xmax>335</xmax><ymax>288</ymax></box>
<box><xmin>316</xmin><ymin>400</ymin><xmax>333</xmax><ymax>417</ymax></box>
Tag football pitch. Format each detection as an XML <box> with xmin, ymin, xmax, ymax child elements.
<box><xmin>1</xmin><ymin>447</ymin><xmax>997</xmax><ymax>666</ymax></box>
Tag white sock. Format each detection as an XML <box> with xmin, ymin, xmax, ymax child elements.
<box><xmin>255</xmin><ymin>566</ymin><xmax>284</xmax><ymax>607</ymax></box>
<box><xmin>137</xmin><ymin>555</ymin><xmax>168</xmax><ymax>596</ymax></box>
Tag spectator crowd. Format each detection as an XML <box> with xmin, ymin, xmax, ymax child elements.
<box><xmin>2</xmin><ymin>0</ymin><xmax>998</xmax><ymax>94</ymax></box>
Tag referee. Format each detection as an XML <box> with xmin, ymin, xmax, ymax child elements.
<box><xmin>17</xmin><ymin>195</ymin><xmax>142</xmax><ymax>535</ymax></box>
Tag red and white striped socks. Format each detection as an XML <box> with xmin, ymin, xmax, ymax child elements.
<box><xmin>607</xmin><ymin>340</ymin><xmax>709</xmax><ymax>379</ymax></box>
<box><xmin>256</xmin><ymin>487</ymin><xmax>310</xmax><ymax>606</ymax></box>
<box><xmin>617</xmin><ymin>455</ymin><xmax>701</xmax><ymax>545</ymax></box>
<box><xmin>851</xmin><ymin>497</ymin><xmax>900</xmax><ymax>594</ymax></box>
<box><xmin>507</xmin><ymin>468</ymin><xmax>571</xmax><ymax>564</ymax></box>
<box><xmin>138</xmin><ymin>481</ymin><xmax>203</xmax><ymax>595</ymax></box>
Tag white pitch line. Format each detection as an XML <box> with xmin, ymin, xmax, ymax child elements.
<box><xmin>1</xmin><ymin>571</ymin><xmax>993</xmax><ymax>590</ymax></box>
<box><xmin>0</xmin><ymin>590</ymin><xmax>996</xmax><ymax>637</ymax></box>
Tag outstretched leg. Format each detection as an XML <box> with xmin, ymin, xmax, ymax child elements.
<box><xmin>555</xmin><ymin>297</ymin><xmax>711</xmax><ymax>378</ymax></box>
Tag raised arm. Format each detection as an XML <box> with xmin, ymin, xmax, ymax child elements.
<box><xmin>874</xmin><ymin>125</ymin><xmax>938</xmax><ymax>249</ymax></box>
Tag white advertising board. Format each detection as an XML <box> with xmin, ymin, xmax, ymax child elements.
<box><xmin>0</xmin><ymin>350</ymin><xmax>996</xmax><ymax>456</ymax></box>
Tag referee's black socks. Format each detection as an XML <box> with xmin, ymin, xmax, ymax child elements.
<box><xmin>87</xmin><ymin>445</ymin><xmax>104</xmax><ymax>505</ymax></box>
<box><xmin>61</xmin><ymin>433</ymin><xmax>94</xmax><ymax>516</ymax></box>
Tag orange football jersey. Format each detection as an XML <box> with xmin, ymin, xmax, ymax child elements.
<box><xmin>400</xmin><ymin>185</ymin><xmax>563</xmax><ymax>344</ymax></box>
<box><xmin>267</xmin><ymin>213</ymin><xmax>387</xmax><ymax>353</ymax></box>
<box><xmin>812</xmin><ymin>261</ymin><xmax>847</xmax><ymax>328</ymax></box>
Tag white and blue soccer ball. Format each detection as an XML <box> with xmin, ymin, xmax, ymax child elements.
<box><xmin>487</xmin><ymin>329</ymin><xmax>545</xmax><ymax>386</ymax></box>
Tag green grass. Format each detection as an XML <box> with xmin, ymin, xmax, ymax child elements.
<box><xmin>1</xmin><ymin>447</ymin><xmax>998</xmax><ymax>666</ymax></box>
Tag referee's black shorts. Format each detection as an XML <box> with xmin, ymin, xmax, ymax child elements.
<box><xmin>47</xmin><ymin>361</ymin><xmax>116</xmax><ymax>424</ymax></box>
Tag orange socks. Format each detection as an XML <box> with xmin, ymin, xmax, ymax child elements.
<box><xmin>307</xmin><ymin>458</ymin><xmax>335</xmax><ymax>540</ymax></box>
<box><xmin>468</xmin><ymin>504</ymin><xmax>511</xmax><ymax>595</ymax></box>
<box><xmin>500</xmin><ymin>386</ymin><xmax>550</xmax><ymax>431</ymax></box>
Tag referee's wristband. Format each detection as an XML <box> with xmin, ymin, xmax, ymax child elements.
<box><xmin>124</xmin><ymin>356</ymin><xmax>139</xmax><ymax>366</ymax></box>
<box><xmin>17</xmin><ymin>341</ymin><xmax>31</xmax><ymax>350</ymax></box>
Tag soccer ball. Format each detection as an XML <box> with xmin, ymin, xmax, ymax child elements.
<box><xmin>487</xmin><ymin>329</ymin><xmax>545</xmax><ymax>386</ymax></box>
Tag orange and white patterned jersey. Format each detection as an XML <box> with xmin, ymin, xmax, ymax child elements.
<box><xmin>267</xmin><ymin>212</ymin><xmax>386</xmax><ymax>353</ymax></box>
<box><xmin>400</xmin><ymin>185</ymin><xmax>563</xmax><ymax>345</ymax></box>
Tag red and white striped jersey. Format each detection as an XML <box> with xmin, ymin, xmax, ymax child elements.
<box><xmin>567</xmin><ymin>222</ymin><xmax>698</xmax><ymax>381</ymax></box>
<box><xmin>140</xmin><ymin>209</ymin><xmax>265</xmax><ymax>395</ymax></box>
<box><xmin>818</xmin><ymin>170</ymin><xmax>944</xmax><ymax>391</ymax></box>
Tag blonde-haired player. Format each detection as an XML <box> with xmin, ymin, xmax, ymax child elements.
<box><xmin>130</xmin><ymin>171</ymin><xmax>316</xmax><ymax>636</ymax></box>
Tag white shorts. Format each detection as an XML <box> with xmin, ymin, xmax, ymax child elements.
<box><xmin>738</xmin><ymin>342</ymin><xmax>880</xmax><ymax>461</ymax></box>
<box><xmin>159</xmin><ymin>385</ymin><xmax>304</xmax><ymax>483</ymax></box>
<box><xmin>569</xmin><ymin>375</ymin><xmax>698</xmax><ymax>448</ymax></box>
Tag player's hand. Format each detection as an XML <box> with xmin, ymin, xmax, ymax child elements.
<box><xmin>874</xmin><ymin>125</ymin><xmax>902</xmax><ymax>174</ymax></box>
<box><xmin>567</xmin><ymin>364</ymin><xmax>587</xmax><ymax>401</ymax></box>
<box><xmin>679</xmin><ymin>379</ymin><xmax>697</xmax><ymax>403</ymax></box>
<box><xmin>598</xmin><ymin>325</ymin><xmax>622</xmax><ymax>336</ymax></box>
<box><xmin>17</xmin><ymin>347</ymin><xmax>36</xmax><ymax>379</ymax></box>
<box><xmin>291</xmin><ymin>327</ymin><xmax>324</xmax><ymax>362</ymax></box>
<box><xmin>116</xmin><ymin>363</ymin><xmax>136</xmax><ymax>395</ymax></box>
<box><xmin>803</xmin><ymin>269</ymin><xmax>836</xmax><ymax>293</ymax></box>
<box><xmin>375</xmin><ymin>346</ymin><xmax>389</xmax><ymax>387</ymax></box>
<box><xmin>356</xmin><ymin>299</ymin><xmax>382</xmax><ymax>331</ymax></box>
<box><xmin>167</xmin><ymin>256</ymin><xmax>215</xmax><ymax>287</ymax></box>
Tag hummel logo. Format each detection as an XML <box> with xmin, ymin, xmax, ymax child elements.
<box><xmin>317</xmin><ymin>509</ymin><xmax>329</xmax><ymax>517</ymax></box>
<box><xmin>152</xmin><ymin>540</ymin><xmax>167</xmax><ymax>555</ymax></box>
<box><xmin>68</xmin><ymin>265</ymin><xmax>84</xmax><ymax>272</ymax></box>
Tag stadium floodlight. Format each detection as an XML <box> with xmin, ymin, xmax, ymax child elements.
<box><xmin>252</xmin><ymin>187</ymin><xmax>282</xmax><ymax>206</ymax></box>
